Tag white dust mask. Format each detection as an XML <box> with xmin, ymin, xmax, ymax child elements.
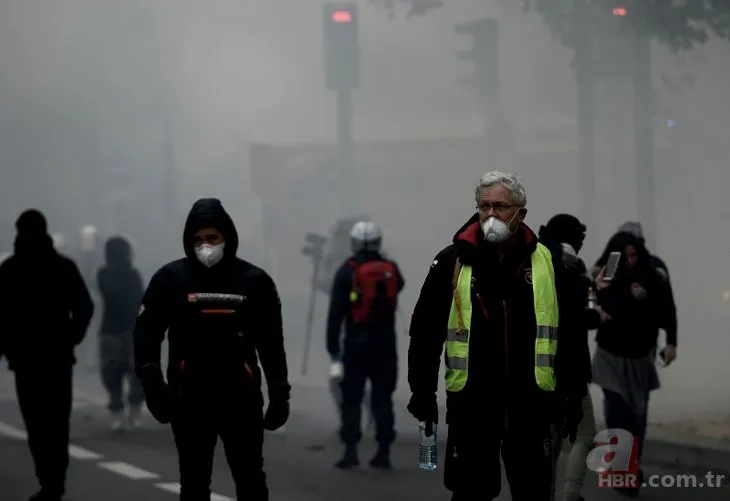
<box><xmin>195</xmin><ymin>243</ymin><xmax>225</xmax><ymax>268</ymax></box>
<box><xmin>482</xmin><ymin>216</ymin><xmax>512</xmax><ymax>243</ymax></box>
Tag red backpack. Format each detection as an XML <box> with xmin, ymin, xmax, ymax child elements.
<box><xmin>348</xmin><ymin>259</ymin><xmax>399</xmax><ymax>326</ymax></box>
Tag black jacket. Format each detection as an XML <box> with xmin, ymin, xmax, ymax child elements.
<box><xmin>326</xmin><ymin>251</ymin><xmax>404</xmax><ymax>358</ymax></box>
<box><xmin>649</xmin><ymin>254</ymin><xmax>677</xmax><ymax>345</ymax></box>
<box><xmin>98</xmin><ymin>236</ymin><xmax>144</xmax><ymax>335</ymax></box>
<box><xmin>540</xmin><ymin>242</ymin><xmax>600</xmax><ymax>386</ymax></box>
<box><xmin>407</xmin><ymin>215</ymin><xmax>584</xmax><ymax>429</ymax></box>
<box><xmin>0</xmin><ymin>226</ymin><xmax>93</xmax><ymax>368</ymax></box>
<box><xmin>593</xmin><ymin>232</ymin><xmax>677</xmax><ymax>358</ymax></box>
<box><xmin>133</xmin><ymin>198</ymin><xmax>290</xmax><ymax>402</ymax></box>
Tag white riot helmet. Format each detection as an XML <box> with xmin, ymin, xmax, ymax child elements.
<box><xmin>350</xmin><ymin>221</ymin><xmax>382</xmax><ymax>253</ymax></box>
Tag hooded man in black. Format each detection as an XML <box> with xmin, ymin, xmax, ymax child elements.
<box><xmin>97</xmin><ymin>235</ymin><xmax>145</xmax><ymax>430</ymax></box>
<box><xmin>133</xmin><ymin>198</ymin><xmax>290</xmax><ymax>501</ymax></box>
<box><xmin>0</xmin><ymin>209</ymin><xmax>94</xmax><ymax>501</ymax></box>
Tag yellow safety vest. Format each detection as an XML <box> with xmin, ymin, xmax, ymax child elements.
<box><xmin>444</xmin><ymin>242</ymin><xmax>559</xmax><ymax>392</ymax></box>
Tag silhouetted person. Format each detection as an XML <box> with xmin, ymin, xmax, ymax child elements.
<box><xmin>97</xmin><ymin>235</ymin><xmax>145</xmax><ymax>431</ymax></box>
<box><xmin>0</xmin><ymin>209</ymin><xmax>94</xmax><ymax>501</ymax></box>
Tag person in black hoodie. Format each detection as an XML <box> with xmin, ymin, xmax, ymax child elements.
<box><xmin>591</xmin><ymin>230</ymin><xmax>677</xmax><ymax>496</ymax></box>
<box><xmin>97</xmin><ymin>235</ymin><xmax>145</xmax><ymax>431</ymax></box>
<box><xmin>538</xmin><ymin>214</ymin><xmax>602</xmax><ymax>501</ymax></box>
<box><xmin>407</xmin><ymin>172</ymin><xmax>584</xmax><ymax>501</ymax></box>
<box><xmin>133</xmin><ymin>198</ymin><xmax>290</xmax><ymax>501</ymax></box>
<box><xmin>0</xmin><ymin>209</ymin><xmax>94</xmax><ymax>501</ymax></box>
<box><xmin>326</xmin><ymin>220</ymin><xmax>405</xmax><ymax>470</ymax></box>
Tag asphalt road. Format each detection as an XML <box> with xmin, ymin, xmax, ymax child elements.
<box><xmin>1</xmin><ymin>367</ymin><xmax>729</xmax><ymax>501</ymax></box>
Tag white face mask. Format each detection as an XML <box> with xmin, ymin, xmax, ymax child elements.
<box><xmin>194</xmin><ymin>243</ymin><xmax>225</xmax><ymax>268</ymax></box>
<box><xmin>482</xmin><ymin>216</ymin><xmax>512</xmax><ymax>243</ymax></box>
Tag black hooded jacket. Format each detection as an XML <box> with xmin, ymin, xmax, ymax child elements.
<box><xmin>593</xmin><ymin>231</ymin><xmax>676</xmax><ymax>358</ymax></box>
<box><xmin>538</xmin><ymin>218</ymin><xmax>599</xmax><ymax>387</ymax></box>
<box><xmin>0</xmin><ymin>209</ymin><xmax>94</xmax><ymax>368</ymax></box>
<box><xmin>133</xmin><ymin>199</ymin><xmax>290</xmax><ymax>402</ymax></box>
<box><xmin>407</xmin><ymin>214</ymin><xmax>584</xmax><ymax>430</ymax></box>
<box><xmin>97</xmin><ymin>236</ymin><xmax>144</xmax><ymax>335</ymax></box>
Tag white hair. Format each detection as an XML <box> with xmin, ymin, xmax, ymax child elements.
<box><xmin>474</xmin><ymin>171</ymin><xmax>527</xmax><ymax>207</ymax></box>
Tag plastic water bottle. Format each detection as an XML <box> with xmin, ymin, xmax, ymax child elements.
<box><xmin>418</xmin><ymin>421</ymin><xmax>437</xmax><ymax>471</ymax></box>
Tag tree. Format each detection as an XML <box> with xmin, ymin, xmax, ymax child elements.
<box><xmin>370</xmin><ymin>0</ymin><xmax>729</xmax><ymax>51</ymax></box>
<box><xmin>367</xmin><ymin>0</ymin><xmax>443</xmax><ymax>20</ymax></box>
<box><xmin>522</xmin><ymin>0</ymin><xmax>730</xmax><ymax>51</ymax></box>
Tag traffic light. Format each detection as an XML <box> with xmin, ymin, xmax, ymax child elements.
<box><xmin>301</xmin><ymin>232</ymin><xmax>328</xmax><ymax>259</ymax></box>
<box><xmin>323</xmin><ymin>2</ymin><xmax>360</xmax><ymax>91</ymax></box>
<box><xmin>455</xmin><ymin>18</ymin><xmax>498</xmax><ymax>100</ymax></box>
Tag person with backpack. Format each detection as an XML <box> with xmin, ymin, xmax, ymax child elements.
<box><xmin>326</xmin><ymin>220</ymin><xmax>405</xmax><ymax>470</ymax></box>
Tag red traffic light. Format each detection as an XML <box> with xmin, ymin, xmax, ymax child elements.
<box><xmin>612</xmin><ymin>7</ymin><xmax>627</xmax><ymax>16</ymax></box>
<box><xmin>331</xmin><ymin>10</ymin><xmax>353</xmax><ymax>23</ymax></box>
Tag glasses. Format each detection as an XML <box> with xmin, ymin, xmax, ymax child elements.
<box><xmin>477</xmin><ymin>202</ymin><xmax>519</xmax><ymax>214</ymax></box>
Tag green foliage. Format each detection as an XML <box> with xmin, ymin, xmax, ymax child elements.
<box><xmin>369</xmin><ymin>0</ymin><xmax>729</xmax><ymax>51</ymax></box>
<box><xmin>367</xmin><ymin>0</ymin><xmax>443</xmax><ymax>20</ymax></box>
<box><xmin>522</xmin><ymin>0</ymin><xmax>730</xmax><ymax>51</ymax></box>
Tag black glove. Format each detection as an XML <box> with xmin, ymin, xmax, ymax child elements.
<box><xmin>139</xmin><ymin>364</ymin><xmax>175</xmax><ymax>424</ymax></box>
<box><xmin>407</xmin><ymin>392</ymin><xmax>438</xmax><ymax>424</ymax></box>
<box><xmin>560</xmin><ymin>398</ymin><xmax>583</xmax><ymax>443</ymax></box>
<box><xmin>263</xmin><ymin>382</ymin><xmax>291</xmax><ymax>431</ymax></box>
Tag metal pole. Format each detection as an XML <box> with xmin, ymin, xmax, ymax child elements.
<box><xmin>336</xmin><ymin>88</ymin><xmax>356</xmax><ymax>214</ymax></box>
<box><xmin>633</xmin><ymin>34</ymin><xmax>655</xmax><ymax>247</ymax></box>
<box><xmin>575</xmin><ymin>4</ymin><xmax>597</xmax><ymax>231</ymax></box>
<box><xmin>300</xmin><ymin>253</ymin><xmax>321</xmax><ymax>376</ymax></box>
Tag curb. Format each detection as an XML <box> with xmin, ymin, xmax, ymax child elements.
<box><xmin>641</xmin><ymin>431</ymin><xmax>730</xmax><ymax>474</ymax></box>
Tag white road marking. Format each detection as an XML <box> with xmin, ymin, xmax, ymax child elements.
<box><xmin>69</xmin><ymin>445</ymin><xmax>103</xmax><ymax>460</ymax></box>
<box><xmin>0</xmin><ymin>421</ymin><xmax>27</xmax><ymax>440</ymax></box>
<box><xmin>98</xmin><ymin>461</ymin><xmax>160</xmax><ymax>480</ymax></box>
<box><xmin>155</xmin><ymin>482</ymin><xmax>233</xmax><ymax>500</ymax></box>
<box><xmin>1</xmin><ymin>421</ymin><xmax>104</xmax><ymax>461</ymax></box>
<box><xmin>155</xmin><ymin>482</ymin><xmax>181</xmax><ymax>494</ymax></box>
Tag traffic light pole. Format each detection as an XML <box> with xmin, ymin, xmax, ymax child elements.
<box><xmin>633</xmin><ymin>34</ymin><xmax>656</xmax><ymax>247</ymax></box>
<box><xmin>336</xmin><ymin>88</ymin><xmax>356</xmax><ymax>214</ymax></box>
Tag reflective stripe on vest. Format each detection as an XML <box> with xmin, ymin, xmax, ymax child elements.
<box><xmin>444</xmin><ymin>242</ymin><xmax>559</xmax><ymax>392</ymax></box>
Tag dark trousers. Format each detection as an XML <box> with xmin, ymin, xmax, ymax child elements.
<box><xmin>445</xmin><ymin>414</ymin><xmax>554</xmax><ymax>501</ymax></box>
<box><xmin>171</xmin><ymin>398</ymin><xmax>268</xmax><ymax>501</ymax></box>
<box><xmin>100</xmin><ymin>333</ymin><xmax>144</xmax><ymax>412</ymax></box>
<box><xmin>339</xmin><ymin>345</ymin><xmax>397</xmax><ymax>447</ymax></box>
<box><xmin>603</xmin><ymin>389</ymin><xmax>648</xmax><ymax>460</ymax></box>
<box><xmin>15</xmin><ymin>365</ymin><xmax>73</xmax><ymax>496</ymax></box>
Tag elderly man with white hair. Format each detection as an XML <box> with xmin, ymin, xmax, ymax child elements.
<box><xmin>406</xmin><ymin>171</ymin><xmax>585</xmax><ymax>501</ymax></box>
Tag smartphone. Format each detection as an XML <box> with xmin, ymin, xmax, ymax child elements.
<box><xmin>603</xmin><ymin>251</ymin><xmax>622</xmax><ymax>281</ymax></box>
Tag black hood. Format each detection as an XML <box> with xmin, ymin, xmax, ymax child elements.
<box><xmin>105</xmin><ymin>235</ymin><xmax>133</xmax><ymax>267</ymax></box>
<box><xmin>182</xmin><ymin>198</ymin><xmax>239</xmax><ymax>262</ymax></box>
<box><xmin>538</xmin><ymin>213</ymin><xmax>586</xmax><ymax>252</ymax></box>
<box><xmin>13</xmin><ymin>209</ymin><xmax>55</xmax><ymax>259</ymax></box>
